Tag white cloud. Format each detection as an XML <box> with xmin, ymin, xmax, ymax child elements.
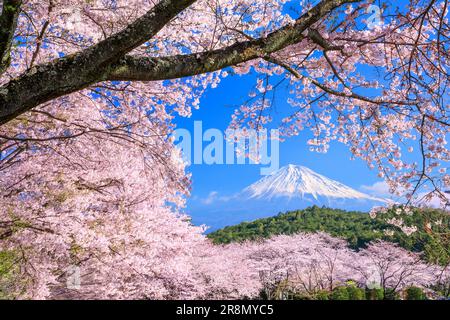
<box><xmin>360</xmin><ymin>181</ymin><xmax>392</xmax><ymax>198</ymax></box>
<box><xmin>361</xmin><ymin>181</ymin><xmax>449</xmax><ymax>209</ymax></box>
<box><xmin>415</xmin><ymin>192</ymin><xmax>450</xmax><ymax>209</ymax></box>
<box><xmin>200</xmin><ymin>191</ymin><xmax>232</xmax><ymax>205</ymax></box>
<box><xmin>202</xmin><ymin>191</ymin><xmax>218</xmax><ymax>205</ymax></box>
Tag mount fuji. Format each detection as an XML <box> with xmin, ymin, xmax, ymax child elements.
<box><xmin>189</xmin><ymin>165</ymin><xmax>387</xmax><ymax>231</ymax></box>
<box><xmin>243</xmin><ymin>164</ymin><xmax>384</xmax><ymax>202</ymax></box>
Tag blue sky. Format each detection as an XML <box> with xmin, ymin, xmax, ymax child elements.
<box><xmin>174</xmin><ymin>71</ymin><xmax>388</xmax><ymax>211</ymax></box>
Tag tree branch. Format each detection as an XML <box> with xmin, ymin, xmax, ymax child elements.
<box><xmin>0</xmin><ymin>0</ymin><xmax>22</xmax><ymax>75</ymax></box>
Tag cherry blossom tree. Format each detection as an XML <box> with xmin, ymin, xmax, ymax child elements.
<box><xmin>354</xmin><ymin>241</ymin><xmax>437</xmax><ymax>295</ymax></box>
<box><xmin>193</xmin><ymin>242</ymin><xmax>261</xmax><ymax>299</ymax></box>
<box><xmin>235</xmin><ymin>233</ymin><xmax>443</xmax><ymax>299</ymax></box>
<box><xmin>244</xmin><ymin>233</ymin><xmax>359</xmax><ymax>298</ymax></box>
<box><xmin>287</xmin><ymin>233</ymin><xmax>357</xmax><ymax>294</ymax></box>
<box><xmin>246</xmin><ymin>237</ymin><xmax>295</xmax><ymax>299</ymax></box>
<box><xmin>0</xmin><ymin>105</ymin><xmax>210</xmax><ymax>299</ymax></box>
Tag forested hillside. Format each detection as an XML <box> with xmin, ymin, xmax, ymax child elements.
<box><xmin>208</xmin><ymin>206</ymin><xmax>450</xmax><ymax>265</ymax></box>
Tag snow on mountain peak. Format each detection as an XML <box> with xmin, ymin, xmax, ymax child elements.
<box><xmin>243</xmin><ymin>164</ymin><xmax>385</xmax><ymax>202</ymax></box>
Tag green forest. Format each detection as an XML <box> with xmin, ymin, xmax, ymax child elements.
<box><xmin>208</xmin><ymin>206</ymin><xmax>450</xmax><ymax>265</ymax></box>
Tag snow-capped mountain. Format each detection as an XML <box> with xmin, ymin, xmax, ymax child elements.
<box><xmin>188</xmin><ymin>165</ymin><xmax>387</xmax><ymax>231</ymax></box>
<box><xmin>243</xmin><ymin>164</ymin><xmax>384</xmax><ymax>202</ymax></box>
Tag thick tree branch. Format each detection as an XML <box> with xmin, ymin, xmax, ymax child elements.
<box><xmin>308</xmin><ymin>29</ymin><xmax>343</xmax><ymax>51</ymax></box>
<box><xmin>0</xmin><ymin>0</ymin><xmax>197</xmax><ymax>125</ymax></box>
<box><xmin>108</xmin><ymin>0</ymin><xmax>358</xmax><ymax>82</ymax></box>
<box><xmin>0</xmin><ymin>0</ymin><xmax>22</xmax><ymax>75</ymax></box>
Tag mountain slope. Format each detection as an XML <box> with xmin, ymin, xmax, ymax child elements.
<box><xmin>189</xmin><ymin>164</ymin><xmax>387</xmax><ymax>230</ymax></box>
<box><xmin>243</xmin><ymin>164</ymin><xmax>384</xmax><ymax>202</ymax></box>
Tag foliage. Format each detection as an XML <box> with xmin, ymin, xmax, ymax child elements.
<box><xmin>384</xmin><ymin>288</ymin><xmax>400</xmax><ymax>300</ymax></box>
<box><xmin>272</xmin><ymin>285</ymin><xmax>435</xmax><ymax>300</ymax></box>
<box><xmin>327</xmin><ymin>285</ymin><xmax>366</xmax><ymax>300</ymax></box>
<box><xmin>405</xmin><ymin>287</ymin><xmax>427</xmax><ymax>300</ymax></box>
<box><xmin>346</xmin><ymin>286</ymin><xmax>365</xmax><ymax>300</ymax></box>
<box><xmin>365</xmin><ymin>288</ymin><xmax>385</xmax><ymax>300</ymax></box>
<box><xmin>314</xmin><ymin>290</ymin><xmax>330</xmax><ymax>300</ymax></box>
<box><xmin>0</xmin><ymin>251</ymin><xmax>20</xmax><ymax>299</ymax></box>
<box><xmin>330</xmin><ymin>287</ymin><xmax>350</xmax><ymax>300</ymax></box>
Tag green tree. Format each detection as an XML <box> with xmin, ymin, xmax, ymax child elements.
<box><xmin>330</xmin><ymin>287</ymin><xmax>350</xmax><ymax>300</ymax></box>
<box><xmin>405</xmin><ymin>287</ymin><xmax>427</xmax><ymax>300</ymax></box>
<box><xmin>366</xmin><ymin>288</ymin><xmax>385</xmax><ymax>300</ymax></box>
